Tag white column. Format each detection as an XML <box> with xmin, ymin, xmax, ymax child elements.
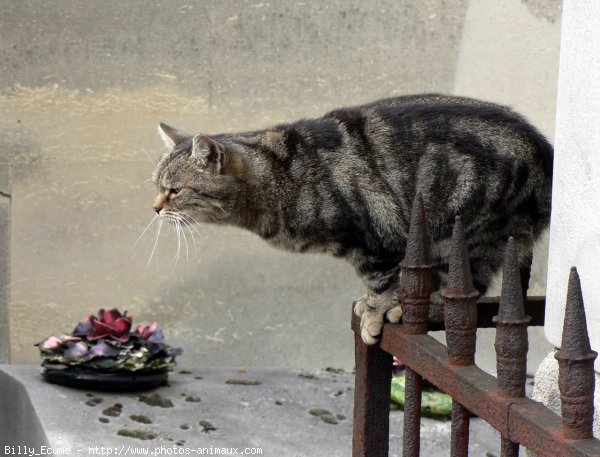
<box><xmin>546</xmin><ymin>0</ymin><xmax>600</xmax><ymax>370</ymax></box>
<box><xmin>531</xmin><ymin>2</ymin><xmax>600</xmax><ymax>448</ymax></box>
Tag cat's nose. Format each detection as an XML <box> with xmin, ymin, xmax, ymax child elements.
<box><xmin>153</xmin><ymin>195</ymin><xmax>165</xmax><ymax>214</ymax></box>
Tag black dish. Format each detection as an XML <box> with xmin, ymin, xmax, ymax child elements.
<box><xmin>42</xmin><ymin>366</ymin><xmax>168</xmax><ymax>391</ymax></box>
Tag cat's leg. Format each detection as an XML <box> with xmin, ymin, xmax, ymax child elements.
<box><xmin>353</xmin><ymin>261</ymin><xmax>401</xmax><ymax>345</ymax></box>
<box><xmin>427</xmin><ymin>269</ymin><xmax>446</xmax><ymax>324</ymax></box>
<box><xmin>468</xmin><ymin>249</ymin><xmax>506</xmax><ymax>296</ymax></box>
<box><xmin>469</xmin><ymin>249</ymin><xmax>531</xmax><ymax>297</ymax></box>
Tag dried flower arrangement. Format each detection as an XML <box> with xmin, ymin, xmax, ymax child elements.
<box><xmin>37</xmin><ymin>309</ymin><xmax>182</xmax><ymax>373</ymax></box>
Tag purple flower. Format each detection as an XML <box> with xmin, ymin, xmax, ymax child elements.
<box><xmin>147</xmin><ymin>328</ymin><xmax>165</xmax><ymax>344</ymax></box>
<box><xmin>64</xmin><ymin>341</ymin><xmax>89</xmax><ymax>362</ymax></box>
<box><xmin>72</xmin><ymin>321</ymin><xmax>94</xmax><ymax>337</ymax></box>
<box><xmin>89</xmin><ymin>340</ymin><xmax>121</xmax><ymax>358</ymax></box>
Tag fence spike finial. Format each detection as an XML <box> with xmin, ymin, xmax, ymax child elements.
<box><xmin>493</xmin><ymin>237</ymin><xmax>530</xmax><ymax>400</ymax></box>
<box><xmin>442</xmin><ymin>216</ymin><xmax>478</xmax><ymax>367</ymax></box>
<box><xmin>555</xmin><ymin>267</ymin><xmax>597</xmax><ymax>440</ymax></box>
<box><xmin>497</xmin><ymin>237</ymin><xmax>527</xmax><ymax>322</ymax></box>
<box><xmin>560</xmin><ymin>267</ymin><xmax>593</xmax><ymax>355</ymax></box>
<box><xmin>399</xmin><ymin>191</ymin><xmax>434</xmax><ymax>335</ymax></box>
<box><xmin>446</xmin><ymin>216</ymin><xmax>476</xmax><ymax>296</ymax></box>
<box><xmin>402</xmin><ymin>192</ymin><xmax>429</xmax><ymax>267</ymax></box>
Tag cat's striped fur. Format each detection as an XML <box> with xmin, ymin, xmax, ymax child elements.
<box><xmin>152</xmin><ymin>94</ymin><xmax>553</xmax><ymax>344</ymax></box>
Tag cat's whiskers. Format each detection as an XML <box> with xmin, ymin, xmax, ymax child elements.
<box><xmin>143</xmin><ymin>209</ymin><xmax>206</xmax><ymax>267</ymax></box>
<box><xmin>134</xmin><ymin>214</ymin><xmax>159</xmax><ymax>247</ymax></box>
<box><xmin>147</xmin><ymin>217</ymin><xmax>164</xmax><ymax>267</ymax></box>
<box><xmin>177</xmin><ymin>217</ymin><xmax>198</xmax><ymax>256</ymax></box>
<box><xmin>170</xmin><ymin>217</ymin><xmax>182</xmax><ymax>269</ymax></box>
<box><xmin>161</xmin><ymin>211</ymin><xmax>193</xmax><ymax>268</ymax></box>
<box><xmin>177</xmin><ymin>212</ymin><xmax>203</xmax><ymax>238</ymax></box>
<box><xmin>162</xmin><ymin>211</ymin><xmax>181</xmax><ymax>269</ymax></box>
<box><xmin>179</xmin><ymin>211</ymin><xmax>202</xmax><ymax>225</ymax></box>
<box><xmin>173</xmin><ymin>212</ymin><xmax>205</xmax><ymax>251</ymax></box>
<box><xmin>141</xmin><ymin>147</ymin><xmax>157</xmax><ymax>167</ymax></box>
<box><xmin>177</xmin><ymin>219</ymin><xmax>190</xmax><ymax>263</ymax></box>
<box><xmin>211</xmin><ymin>201</ymin><xmax>228</xmax><ymax>216</ymax></box>
<box><xmin>162</xmin><ymin>214</ymin><xmax>179</xmax><ymax>261</ymax></box>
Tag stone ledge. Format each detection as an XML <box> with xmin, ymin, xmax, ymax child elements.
<box><xmin>0</xmin><ymin>365</ymin><xmax>503</xmax><ymax>456</ymax></box>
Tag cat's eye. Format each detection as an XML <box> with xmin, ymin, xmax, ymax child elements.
<box><xmin>169</xmin><ymin>188</ymin><xmax>181</xmax><ymax>196</ymax></box>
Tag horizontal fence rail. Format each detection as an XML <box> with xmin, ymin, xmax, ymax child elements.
<box><xmin>351</xmin><ymin>193</ymin><xmax>600</xmax><ymax>457</ymax></box>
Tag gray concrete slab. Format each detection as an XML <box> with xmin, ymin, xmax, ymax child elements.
<box><xmin>0</xmin><ymin>365</ymin><xmax>504</xmax><ymax>456</ymax></box>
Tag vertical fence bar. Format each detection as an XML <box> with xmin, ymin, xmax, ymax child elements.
<box><xmin>442</xmin><ymin>216</ymin><xmax>479</xmax><ymax>457</ymax></box>
<box><xmin>352</xmin><ymin>326</ymin><xmax>393</xmax><ymax>457</ymax></box>
<box><xmin>400</xmin><ymin>193</ymin><xmax>434</xmax><ymax>336</ymax></box>
<box><xmin>555</xmin><ymin>267</ymin><xmax>598</xmax><ymax>441</ymax></box>
<box><xmin>498</xmin><ymin>437</ymin><xmax>518</xmax><ymax>457</ymax></box>
<box><xmin>403</xmin><ymin>367</ymin><xmax>423</xmax><ymax>456</ymax></box>
<box><xmin>493</xmin><ymin>237</ymin><xmax>531</xmax><ymax>457</ymax></box>
<box><xmin>400</xmin><ymin>193</ymin><xmax>435</xmax><ymax>457</ymax></box>
<box><xmin>450</xmin><ymin>401</ymin><xmax>470</xmax><ymax>457</ymax></box>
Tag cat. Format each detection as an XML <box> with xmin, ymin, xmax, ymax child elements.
<box><xmin>151</xmin><ymin>94</ymin><xmax>553</xmax><ymax>345</ymax></box>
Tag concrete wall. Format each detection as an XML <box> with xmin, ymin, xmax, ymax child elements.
<box><xmin>0</xmin><ymin>166</ymin><xmax>9</xmax><ymax>362</ymax></box>
<box><xmin>545</xmin><ymin>0</ymin><xmax>600</xmax><ymax>371</ymax></box>
<box><xmin>0</xmin><ymin>0</ymin><xmax>561</xmax><ymax>371</ymax></box>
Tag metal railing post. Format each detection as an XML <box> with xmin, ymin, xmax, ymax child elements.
<box><xmin>352</xmin><ymin>326</ymin><xmax>393</xmax><ymax>457</ymax></box>
<box><xmin>555</xmin><ymin>267</ymin><xmax>598</xmax><ymax>441</ymax></box>
<box><xmin>442</xmin><ymin>216</ymin><xmax>479</xmax><ymax>457</ymax></box>
<box><xmin>494</xmin><ymin>237</ymin><xmax>531</xmax><ymax>457</ymax></box>
<box><xmin>399</xmin><ymin>193</ymin><xmax>435</xmax><ymax>457</ymax></box>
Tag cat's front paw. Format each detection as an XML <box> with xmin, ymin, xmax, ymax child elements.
<box><xmin>355</xmin><ymin>293</ymin><xmax>398</xmax><ymax>344</ymax></box>
<box><xmin>353</xmin><ymin>295</ymin><xmax>369</xmax><ymax>317</ymax></box>
<box><xmin>386</xmin><ymin>305</ymin><xmax>403</xmax><ymax>323</ymax></box>
<box><xmin>360</xmin><ymin>310</ymin><xmax>385</xmax><ymax>345</ymax></box>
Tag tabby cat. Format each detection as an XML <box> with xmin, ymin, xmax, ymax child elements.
<box><xmin>151</xmin><ymin>94</ymin><xmax>553</xmax><ymax>344</ymax></box>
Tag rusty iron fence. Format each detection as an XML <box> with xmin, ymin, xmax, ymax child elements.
<box><xmin>351</xmin><ymin>193</ymin><xmax>600</xmax><ymax>457</ymax></box>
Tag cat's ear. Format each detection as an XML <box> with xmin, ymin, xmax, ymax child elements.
<box><xmin>157</xmin><ymin>122</ymin><xmax>187</xmax><ymax>149</ymax></box>
<box><xmin>192</xmin><ymin>134</ymin><xmax>224</xmax><ymax>172</ymax></box>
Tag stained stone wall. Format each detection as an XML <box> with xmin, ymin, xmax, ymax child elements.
<box><xmin>545</xmin><ymin>0</ymin><xmax>600</xmax><ymax>371</ymax></box>
<box><xmin>0</xmin><ymin>0</ymin><xmax>561</xmax><ymax>370</ymax></box>
<box><xmin>531</xmin><ymin>1</ymin><xmax>600</xmax><ymax>449</ymax></box>
<box><xmin>0</xmin><ymin>166</ymin><xmax>9</xmax><ymax>362</ymax></box>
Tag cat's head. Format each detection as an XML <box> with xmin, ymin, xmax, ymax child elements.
<box><xmin>151</xmin><ymin>123</ymin><xmax>241</xmax><ymax>225</ymax></box>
